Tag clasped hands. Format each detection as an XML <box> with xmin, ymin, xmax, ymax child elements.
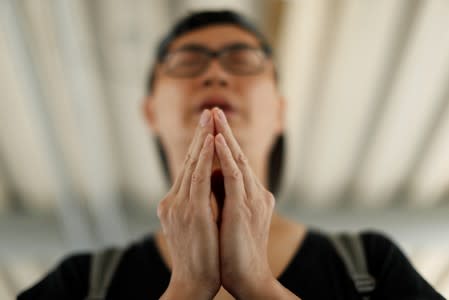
<box><xmin>157</xmin><ymin>108</ymin><xmax>280</xmax><ymax>299</ymax></box>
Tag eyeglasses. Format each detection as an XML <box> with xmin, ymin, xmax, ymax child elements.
<box><xmin>161</xmin><ymin>43</ymin><xmax>268</xmax><ymax>77</ymax></box>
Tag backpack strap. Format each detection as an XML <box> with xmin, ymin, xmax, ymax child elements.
<box><xmin>85</xmin><ymin>247</ymin><xmax>125</xmax><ymax>300</ymax></box>
<box><xmin>328</xmin><ymin>232</ymin><xmax>376</xmax><ymax>300</ymax></box>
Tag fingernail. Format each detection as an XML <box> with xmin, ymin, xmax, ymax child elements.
<box><xmin>200</xmin><ymin>109</ymin><xmax>211</xmax><ymax>127</ymax></box>
<box><xmin>205</xmin><ymin>134</ymin><xmax>213</xmax><ymax>146</ymax></box>
<box><xmin>217</xmin><ymin>109</ymin><xmax>227</xmax><ymax>124</ymax></box>
<box><xmin>216</xmin><ymin>133</ymin><xmax>225</xmax><ymax>145</ymax></box>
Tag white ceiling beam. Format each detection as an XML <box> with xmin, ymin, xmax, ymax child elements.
<box><xmin>3</xmin><ymin>259</ymin><xmax>44</xmax><ymax>297</ymax></box>
<box><xmin>436</xmin><ymin>265</ymin><xmax>449</xmax><ymax>299</ymax></box>
<box><xmin>7</xmin><ymin>0</ymin><xmax>124</xmax><ymax>246</ymax></box>
<box><xmin>276</xmin><ymin>0</ymin><xmax>337</xmax><ymax>205</ymax></box>
<box><xmin>49</xmin><ymin>0</ymin><xmax>127</xmax><ymax>246</ymax></box>
<box><xmin>0</xmin><ymin>170</ymin><xmax>9</xmax><ymax>212</ymax></box>
<box><xmin>0</xmin><ymin>2</ymin><xmax>60</xmax><ymax>212</ymax></box>
<box><xmin>0</xmin><ymin>0</ymin><xmax>92</xmax><ymax>249</ymax></box>
<box><xmin>410</xmin><ymin>247</ymin><xmax>449</xmax><ymax>288</ymax></box>
<box><xmin>354</xmin><ymin>0</ymin><xmax>449</xmax><ymax>207</ymax></box>
<box><xmin>86</xmin><ymin>0</ymin><xmax>171</xmax><ymax>209</ymax></box>
<box><xmin>0</xmin><ymin>270</ymin><xmax>13</xmax><ymax>300</ymax></box>
<box><xmin>179</xmin><ymin>0</ymin><xmax>257</xmax><ymax>20</ymax></box>
<box><xmin>298</xmin><ymin>0</ymin><xmax>406</xmax><ymax>207</ymax></box>
<box><xmin>16</xmin><ymin>0</ymin><xmax>92</xmax><ymax>203</ymax></box>
<box><xmin>409</xmin><ymin>93</ymin><xmax>449</xmax><ymax>206</ymax></box>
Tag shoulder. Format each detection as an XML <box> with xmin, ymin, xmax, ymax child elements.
<box><xmin>358</xmin><ymin>230</ymin><xmax>410</xmax><ymax>274</ymax></box>
<box><xmin>309</xmin><ymin>229</ymin><xmax>411</xmax><ymax>273</ymax></box>
<box><xmin>306</xmin><ymin>228</ymin><xmax>402</xmax><ymax>257</ymax></box>
<box><xmin>18</xmin><ymin>234</ymin><xmax>157</xmax><ymax>300</ymax></box>
<box><xmin>355</xmin><ymin>230</ymin><xmax>444</xmax><ymax>299</ymax></box>
<box><xmin>17</xmin><ymin>252</ymin><xmax>91</xmax><ymax>300</ymax></box>
<box><xmin>303</xmin><ymin>229</ymin><xmax>412</xmax><ymax>281</ymax></box>
<box><xmin>360</xmin><ymin>229</ymin><xmax>398</xmax><ymax>251</ymax></box>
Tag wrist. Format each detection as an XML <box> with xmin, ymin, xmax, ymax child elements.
<box><xmin>233</xmin><ymin>277</ymin><xmax>300</xmax><ymax>300</ymax></box>
<box><xmin>160</xmin><ymin>279</ymin><xmax>218</xmax><ymax>300</ymax></box>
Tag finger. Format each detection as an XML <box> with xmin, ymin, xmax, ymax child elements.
<box><xmin>215</xmin><ymin>133</ymin><xmax>245</xmax><ymax>203</ymax></box>
<box><xmin>171</xmin><ymin>126</ymin><xmax>203</xmax><ymax>193</ymax></box>
<box><xmin>213</xmin><ymin>108</ymin><xmax>256</xmax><ymax>197</ymax></box>
<box><xmin>170</xmin><ymin>155</ymin><xmax>187</xmax><ymax>194</ymax></box>
<box><xmin>173</xmin><ymin>109</ymin><xmax>212</xmax><ymax>193</ymax></box>
<box><xmin>178</xmin><ymin>109</ymin><xmax>213</xmax><ymax>197</ymax></box>
<box><xmin>190</xmin><ymin>134</ymin><xmax>214</xmax><ymax>206</ymax></box>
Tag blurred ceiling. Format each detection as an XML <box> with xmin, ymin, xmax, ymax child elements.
<box><xmin>1</xmin><ymin>0</ymin><xmax>449</xmax><ymax>297</ymax></box>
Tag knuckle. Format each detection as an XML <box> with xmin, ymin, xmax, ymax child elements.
<box><xmin>264</xmin><ymin>191</ymin><xmax>275</xmax><ymax>207</ymax></box>
<box><xmin>167</xmin><ymin>185</ymin><xmax>178</xmax><ymax>196</ymax></box>
<box><xmin>167</xmin><ymin>202</ymin><xmax>181</xmax><ymax>219</ymax></box>
<box><xmin>166</xmin><ymin>206</ymin><xmax>175</xmax><ymax>221</ymax></box>
<box><xmin>156</xmin><ymin>206</ymin><xmax>163</xmax><ymax>219</ymax></box>
<box><xmin>187</xmin><ymin>156</ymin><xmax>198</xmax><ymax>171</ymax></box>
<box><xmin>184</xmin><ymin>152</ymin><xmax>192</xmax><ymax>164</ymax></box>
<box><xmin>236</xmin><ymin>152</ymin><xmax>248</xmax><ymax>166</ymax></box>
<box><xmin>157</xmin><ymin>200</ymin><xmax>169</xmax><ymax>218</ymax></box>
<box><xmin>229</xmin><ymin>168</ymin><xmax>242</xmax><ymax>181</ymax></box>
<box><xmin>191</xmin><ymin>171</ymin><xmax>206</xmax><ymax>184</ymax></box>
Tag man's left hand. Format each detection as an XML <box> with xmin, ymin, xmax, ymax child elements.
<box><xmin>212</xmin><ymin>108</ymin><xmax>277</xmax><ymax>298</ymax></box>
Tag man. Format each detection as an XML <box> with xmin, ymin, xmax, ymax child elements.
<box><xmin>18</xmin><ymin>10</ymin><xmax>445</xmax><ymax>300</ymax></box>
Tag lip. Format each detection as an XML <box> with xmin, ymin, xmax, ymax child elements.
<box><xmin>196</xmin><ymin>96</ymin><xmax>237</xmax><ymax>115</ymax></box>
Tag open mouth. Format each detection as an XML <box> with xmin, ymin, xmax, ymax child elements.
<box><xmin>197</xmin><ymin>96</ymin><xmax>236</xmax><ymax>115</ymax></box>
<box><xmin>211</xmin><ymin>169</ymin><xmax>225</xmax><ymax>225</ymax></box>
<box><xmin>199</xmin><ymin>102</ymin><xmax>234</xmax><ymax>113</ymax></box>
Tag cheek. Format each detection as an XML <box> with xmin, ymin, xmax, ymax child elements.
<box><xmin>237</xmin><ymin>81</ymin><xmax>280</xmax><ymax>157</ymax></box>
<box><xmin>156</xmin><ymin>80</ymin><xmax>185</xmax><ymax>106</ymax></box>
<box><xmin>154</xmin><ymin>83</ymin><xmax>190</xmax><ymax>135</ymax></box>
<box><xmin>245</xmin><ymin>80</ymin><xmax>279</xmax><ymax>127</ymax></box>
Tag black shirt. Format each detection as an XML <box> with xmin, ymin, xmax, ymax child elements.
<box><xmin>17</xmin><ymin>229</ymin><xmax>445</xmax><ymax>299</ymax></box>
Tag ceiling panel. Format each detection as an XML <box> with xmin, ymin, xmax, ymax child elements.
<box><xmin>437</xmin><ymin>268</ymin><xmax>449</xmax><ymax>299</ymax></box>
<box><xmin>3</xmin><ymin>259</ymin><xmax>44</xmax><ymax>297</ymax></box>
<box><xmin>354</xmin><ymin>0</ymin><xmax>449</xmax><ymax>207</ymax></box>
<box><xmin>180</xmin><ymin>0</ymin><xmax>257</xmax><ymax>19</ymax></box>
<box><xmin>0</xmin><ymin>168</ymin><xmax>9</xmax><ymax>211</ymax></box>
<box><xmin>411</xmin><ymin>247</ymin><xmax>449</xmax><ymax>286</ymax></box>
<box><xmin>410</xmin><ymin>96</ymin><xmax>449</xmax><ymax>206</ymax></box>
<box><xmin>298</xmin><ymin>0</ymin><xmax>406</xmax><ymax>207</ymax></box>
<box><xmin>277</xmin><ymin>0</ymin><xmax>337</xmax><ymax>204</ymax></box>
<box><xmin>0</xmin><ymin>0</ymin><xmax>61</xmax><ymax>212</ymax></box>
<box><xmin>0</xmin><ymin>270</ymin><xmax>13</xmax><ymax>300</ymax></box>
<box><xmin>85</xmin><ymin>0</ymin><xmax>171</xmax><ymax>208</ymax></box>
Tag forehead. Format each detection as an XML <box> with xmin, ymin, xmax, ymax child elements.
<box><xmin>169</xmin><ymin>25</ymin><xmax>261</xmax><ymax>50</ymax></box>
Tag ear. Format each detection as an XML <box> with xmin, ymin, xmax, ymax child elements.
<box><xmin>141</xmin><ymin>95</ymin><xmax>159</xmax><ymax>134</ymax></box>
<box><xmin>275</xmin><ymin>95</ymin><xmax>286</xmax><ymax>135</ymax></box>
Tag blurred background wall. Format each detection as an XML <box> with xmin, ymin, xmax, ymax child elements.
<box><xmin>1</xmin><ymin>0</ymin><xmax>449</xmax><ymax>298</ymax></box>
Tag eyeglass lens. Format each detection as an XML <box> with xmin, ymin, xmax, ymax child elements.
<box><xmin>164</xmin><ymin>44</ymin><xmax>266</xmax><ymax>77</ymax></box>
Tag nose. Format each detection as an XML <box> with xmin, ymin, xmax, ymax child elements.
<box><xmin>201</xmin><ymin>59</ymin><xmax>229</xmax><ymax>88</ymax></box>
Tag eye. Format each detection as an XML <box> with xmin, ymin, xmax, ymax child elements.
<box><xmin>228</xmin><ymin>49</ymin><xmax>253</xmax><ymax>64</ymax></box>
<box><xmin>223</xmin><ymin>46</ymin><xmax>265</xmax><ymax>74</ymax></box>
<box><xmin>164</xmin><ymin>50</ymin><xmax>209</xmax><ymax>76</ymax></box>
<box><xmin>171</xmin><ymin>51</ymin><xmax>204</xmax><ymax>66</ymax></box>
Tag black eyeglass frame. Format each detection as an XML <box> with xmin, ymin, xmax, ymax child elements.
<box><xmin>160</xmin><ymin>43</ymin><xmax>272</xmax><ymax>77</ymax></box>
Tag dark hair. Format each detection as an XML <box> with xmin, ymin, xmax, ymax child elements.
<box><xmin>147</xmin><ymin>10</ymin><xmax>285</xmax><ymax>196</ymax></box>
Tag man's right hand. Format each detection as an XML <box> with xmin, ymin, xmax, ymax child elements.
<box><xmin>158</xmin><ymin>109</ymin><xmax>220</xmax><ymax>300</ymax></box>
